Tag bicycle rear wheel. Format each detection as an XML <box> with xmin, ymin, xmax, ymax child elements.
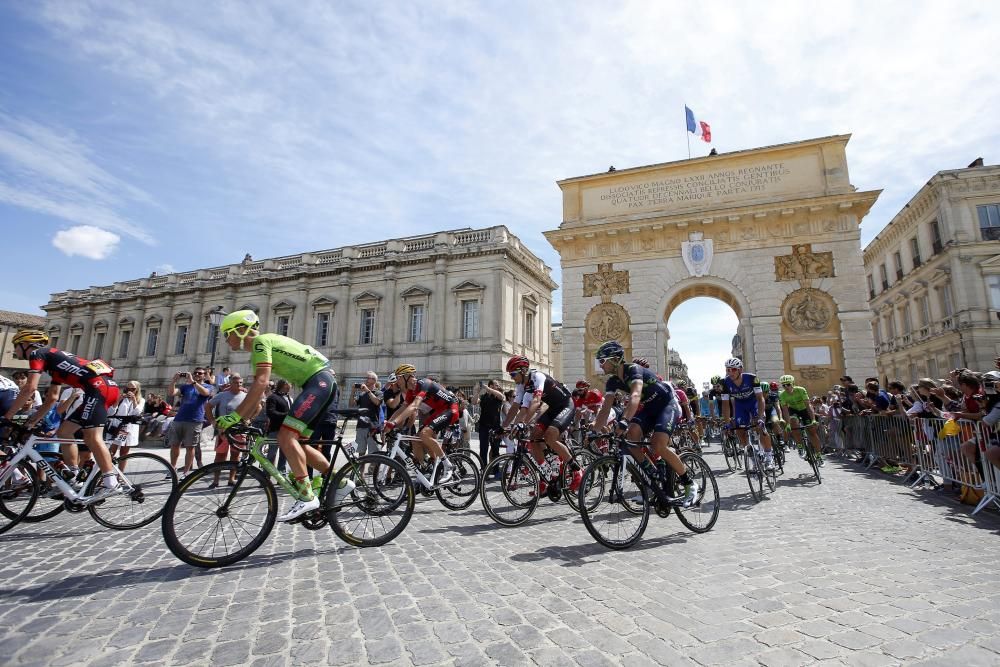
<box><xmin>565</xmin><ymin>450</ymin><xmax>600</xmax><ymax>513</ymax></box>
<box><xmin>744</xmin><ymin>449</ymin><xmax>763</xmax><ymax>501</ymax></box>
<box><xmin>22</xmin><ymin>465</ymin><xmax>66</xmax><ymax>523</ymax></box>
<box><xmin>87</xmin><ymin>453</ymin><xmax>176</xmax><ymax>529</ymax></box>
<box><xmin>480</xmin><ymin>454</ymin><xmax>538</xmax><ymax>527</ymax></box>
<box><xmin>722</xmin><ymin>437</ymin><xmax>738</xmax><ymax>472</ymax></box>
<box><xmin>328</xmin><ymin>455</ymin><xmax>414</xmax><ymax>547</ymax></box>
<box><xmin>436</xmin><ymin>452</ymin><xmax>480</xmax><ymax>510</ymax></box>
<box><xmin>675</xmin><ymin>453</ymin><xmax>720</xmax><ymax>534</ymax></box>
<box><xmin>0</xmin><ymin>462</ymin><xmax>39</xmax><ymax>535</ymax></box>
<box><xmin>578</xmin><ymin>456</ymin><xmax>648</xmax><ymax>549</ymax></box>
<box><xmin>161</xmin><ymin>463</ymin><xmax>277</xmax><ymax>568</ymax></box>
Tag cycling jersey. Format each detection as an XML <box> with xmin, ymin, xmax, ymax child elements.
<box><xmin>404</xmin><ymin>378</ymin><xmax>459</xmax><ymax>434</ymax></box>
<box><xmin>515</xmin><ymin>370</ymin><xmax>570</xmax><ymax>409</ymax></box>
<box><xmin>721</xmin><ymin>372</ymin><xmax>762</xmax><ymax>427</ymax></box>
<box><xmin>27</xmin><ymin>348</ymin><xmax>114</xmax><ymax>388</ymax></box>
<box><xmin>778</xmin><ymin>386</ymin><xmax>810</xmax><ymax>412</ymax></box>
<box><xmin>572</xmin><ymin>389</ymin><xmax>604</xmax><ymax>411</ymax></box>
<box><xmin>250</xmin><ymin>334</ymin><xmax>329</xmax><ymax>387</ymax></box>
<box><xmin>605</xmin><ymin>363</ymin><xmax>676</xmax><ymax>405</ymax></box>
<box><xmin>606</xmin><ymin>364</ymin><xmax>679</xmax><ymax>436</ymax></box>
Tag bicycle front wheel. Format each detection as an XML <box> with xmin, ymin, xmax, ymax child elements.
<box><xmin>436</xmin><ymin>452</ymin><xmax>480</xmax><ymax>510</ymax></box>
<box><xmin>722</xmin><ymin>437</ymin><xmax>738</xmax><ymax>472</ymax></box>
<box><xmin>22</xmin><ymin>467</ymin><xmax>66</xmax><ymax>523</ymax></box>
<box><xmin>744</xmin><ymin>450</ymin><xmax>763</xmax><ymax>501</ymax></box>
<box><xmin>565</xmin><ymin>450</ymin><xmax>600</xmax><ymax>513</ymax></box>
<box><xmin>0</xmin><ymin>462</ymin><xmax>39</xmax><ymax>535</ymax></box>
<box><xmin>578</xmin><ymin>456</ymin><xmax>649</xmax><ymax>549</ymax></box>
<box><xmin>480</xmin><ymin>454</ymin><xmax>538</xmax><ymax>527</ymax></box>
<box><xmin>161</xmin><ymin>463</ymin><xmax>277</xmax><ymax>568</ymax></box>
<box><xmin>87</xmin><ymin>453</ymin><xmax>177</xmax><ymax>530</ymax></box>
<box><xmin>675</xmin><ymin>453</ymin><xmax>719</xmax><ymax>534</ymax></box>
<box><xmin>328</xmin><ymin>455</ymin><xmax>414</xmax><ymax>547</ymax></box>
<box><xmin>809</xmin><ymin>452</ymin><xmax>823</xmax><ymax>484</ymax></box>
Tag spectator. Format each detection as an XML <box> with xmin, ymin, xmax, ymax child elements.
<box><xmin>501</xmin><ymin>389</ymin><xmax>516</xmax><ymax>454</ymax></box>
<box><xmin>382</xmin><ymin>374</ymin><xmax>402</xmax><ymax>416</ymax></box>
<box><xmin>309</xmin><ymin>399</ymin><xmax>342</xmax><ymax>473</ymax></box>
<box><xmin>108</xmin><ymin>381</ymin><xmax>144</xmax><ymax>459</ymax></box>
<box><xmin>476</xmin><ymin>380</ymin><xmax>505</xmax><ymax>468</ymax></box>
<box><xmin>166</xmin><ymin>367</ymin><xmax>213</xmax><ymax>477</ymax></box>
<box><xmin>353</xmin><ymin>372</ymin><xmax>383</xmax><ymax>457</ymax></box>
<box><xmin>11</xmin><ymin>370</ymin><xmax>42</xmax><ymax>417</ymax></box>
<box><xmin>265</xmin><ymin>379</ymin><xmax>293</xmax><ymax>472</ymax></box>
<box><xmin>205</xmin><ymin>373</ymin><xmax>257</xmax><ymax>487</ymax></box>
<box><xmin>214</xmin><ymin>366</ymin><xmax>231</xmax><ymax>392</ymax></box>
<box><xmin>459</xmin><ymin>398</ymin><xmax>473</xmax><ymax>449</ymax></box>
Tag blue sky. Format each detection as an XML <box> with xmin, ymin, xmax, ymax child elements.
<box><xmin>1</xmin><ymin>1</ymin><xmax>998</xmax><ymax>386</ymax></box>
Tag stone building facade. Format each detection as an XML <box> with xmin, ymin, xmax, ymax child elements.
<box><xmin>545</xmin><ymin>135</ymin><xmax>881</xmax><ymax>397</ymax></box>
<box><xmin>41</xmin><ymin>226</ymin><xmax>556</xmax><ymax>398</ymax></box>
<box><xmin>0</xmin><ymin>310</ymin><xmax>45</xmax><ymax>375</ymax></box>
<box><xmin>666</xmin><ymin>348</ymin><xmax>693</xmax><ymax>387</ymax></box>
<box><xmin>864</xmin><ymin>160</ymin><xmax>1000</xmax><ymax>382</ymax></box>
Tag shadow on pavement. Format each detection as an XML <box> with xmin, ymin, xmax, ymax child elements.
<box><xmin>509</xmin><ymin>531</ymin><xmax>691</xmax><ymax>567</ymax></box>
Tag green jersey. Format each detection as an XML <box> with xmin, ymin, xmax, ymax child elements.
<box><xmin>778</xmin><ymin>386</ymin><xmax>810</xmax><ymax>412</ymax></box>
<box><xmin>250</xmin><ymin>333</ymin><xmax>328</xmax><ymax>387</ymax></box>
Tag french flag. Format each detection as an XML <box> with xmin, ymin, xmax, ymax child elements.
<box><xmin>685</xmin><ymin>105</ymin><xmax>712</xmax><ymax>143</ymax></box>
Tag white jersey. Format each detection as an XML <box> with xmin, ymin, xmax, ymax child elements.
<box><xmin>0</xmin><ymin>375</ymin><xmax>17</xmax><ymax>393</ymax></box>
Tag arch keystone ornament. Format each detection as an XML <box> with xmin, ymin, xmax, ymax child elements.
<box><xmin>545</xmin><ymin>134</ymin><xmax>881</xmax><ymax>388</ymax></box>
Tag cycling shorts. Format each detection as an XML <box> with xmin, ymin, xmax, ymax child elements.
<box><xmin>281</xmin><ymin>369</ymin><xmax>339</xmax><ymax>439</ymax></box>
<box><xmin>537</xmin><ymin>400</ymin><xmax>574</xmax><ymax>434</ymax></box>
<box><xmin>423</xmin><ymin>403</ymin><xmax>460</xmax><ymax>435</ymax></box>
<box><xmin>66</xmin><ymin>377</ymin><xmax>120</xmax><ymax>430</ymax></box>
<box><xmin>788</xmin><ymin>408</ymin><xmax>814</xmax><ymax>426</ymax></box>
<box><xmin>733</xmin><ymin>402</ymin><xmax>761</xmax><ymax>428</ymax></box>
<box><xmin>631</xmin><ymin>393</ymin><xmax>680</xmax><ymax>437</ymax></box>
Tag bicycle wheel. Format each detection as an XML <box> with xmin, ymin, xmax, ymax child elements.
<box><xmin>744</xmin><ymin>449</ymin><xmax>763</xmax><ymax>501</ymax></box>
<box><xmin>436</xmin><ymin>452</ymin><xmax>480</xmax><ymax>510</ymax></box>
<box><xmin>763</xmin><ymin>454</ymin><xmax>777</xmax><ymax>492</ymax></box>
<box><xmin>161</xmin><ymin>463</ymin><xmax>277</xmax><ymax>568</ymax></box>
<box><xmin>328</xmin><ymin>455</ymin><xmax>414</xmax><ymax>547</ymax></box>
<box><xmin>22</xmin><ymin>465</ymin><xmax>66</xmax><ymax>523</ymax></box>
<box><xmin>480</xmin><ymin>454</ymin><xmax>538</xmax><ymax>527</ymax></box>
<box><xmin>772</xmin><ymin>442</ymin><xmax>785</xmax><ymax>476</ymax></box>
<box><xmin>0</xmin><ymin>462</ymin><xmax>39</xmax><ymax>535</ymax></box>
<box><xmin>565</xmin><ymin>450</ymin><xmax>600</xmax><ymax>513</ymax></box>
<box><xmin>808</xmin><ymin>452</ymin><xmax>823</xmax><ymax>484</ymax></box>
<box><xmin>86</xmin><ymin>453</ymin><xmax>177</xmax><ymax>530</ymax></box>
<box><xmin>674</xmin><ymin>453</ymin><xmax>720</xmax><ymax>534</ymax></box>
<box><xmin>722</xmin><ymin>437</ymin><xmax>738</xmax><ymax>472</ymax></box>
<box><xmin>578</xmin><ymin>456</ymin><xmax>648</xmax><ymax>549</ymax></box>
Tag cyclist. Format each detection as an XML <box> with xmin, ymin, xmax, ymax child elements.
<box><xmin>593</xmin><ymin>341</ymin><xmax>698</xmax><ymax>505</ymax></box>
<box><xmin>778</xmin><ymin>374</ymin><xmax>824</xmax><ymax>465</ymax></box>
<box><xmin>721</xmin><ymin>357</ymin><xmax>775</xmax><ymax>470</ymax></box>
<box><xmin>384</xmin><ymin>364</ymin><xmax>456</xmax><ymax>483</ymax></box>
<box><xmin>3</xmin><ymin>330</ymin><xmax>122</xmax><ymax>497</ymax></box>
<box><xmin>572</xmin><ymin>380</ymin><xmax>604</xmax><ymax>433</ymax></box>
<box><xmin>213</xmin><ymin>310</ymin><xmax>352</xmax><ymax>522</ymax></box>
<box><xmin>501</xmin><ymin>355</ymin><xmax>582</xmax><ymax>493</ymax></box>
<box><xmin>763</xmin><ymin>380</ymin><xmax>784</xmax><ymax>446</ymax></box>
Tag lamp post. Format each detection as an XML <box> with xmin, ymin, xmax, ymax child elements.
<box><xmin>208</xmin><ymin>308</ymin><xmax>225</xmax><ymax>383</ymax></box>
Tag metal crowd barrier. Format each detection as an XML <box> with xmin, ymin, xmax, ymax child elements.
<box><xmin>832</xmin><ymin>414</ymin><xmax>1000</xmax><ymax>516</ymax></box>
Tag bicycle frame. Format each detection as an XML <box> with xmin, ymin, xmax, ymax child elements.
<box><xmin>604</xmin><ymin>436</ymin><xmax>684</xmax><ymax>508</ymax></box>
<box><xmin>381</xmin><ymin>432</ymin><xmax>450</xmax><ymax>490</ymax></box>
<box><xmin>1</xmin><ymin>434</ymin><xmax>127</xmax><ymax>506</ymax></box>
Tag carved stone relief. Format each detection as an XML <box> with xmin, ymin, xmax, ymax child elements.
<box><xmin>774</xmin><ymin>243</ymin><xmax>835</xmax><ymax>282</ymax></box>
<box><xmin>782</xmin><ymin>288</ymin><xmax>833</xmax><ymax>333</ymax></box>
<box><xmin>585</xmin><ymin>302</ymin><xmax>630</xmax><ymax>343</ymax></box>
<box><xmin>583</xmin><ymin>263</ymin><xmax>630</xmax><ymax>302</ymax></box>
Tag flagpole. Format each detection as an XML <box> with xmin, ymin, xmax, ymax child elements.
<box><xmin>685</xmin><ymin>105</ymin><xmax>691</xmax><ymax>159</ymax></box>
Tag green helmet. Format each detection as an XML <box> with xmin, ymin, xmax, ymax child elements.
<box><xmin>220</xmin><ymin>310</ymin><xmax>260</xmax><ymax>340</ymax></box>
<box><xmin>710</xmin><ymin>375</ymin><xmax>722</xmax><ymax>386</ymax></box>
<box><xmin>779</xmin><ymin>374</ymin><xmax>795</xmax><ymax>385</ymax></box>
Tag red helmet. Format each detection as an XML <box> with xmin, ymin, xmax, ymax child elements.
<box><xmin>769</xmin><ymin>381</ymin><xmax>779</xmax><ymax>391</ymax></box>
<box><xmin>632</xmin><ymin>357</ymin><xmax>650</xmax><ymax>368</ymax></box>
<box><xmin>505</xmin><ymin>355</ymin><xmax>530</xmax><ymax>373</ymax></box>
<box><xmin>575</xmin><ymin>380</ymin><xmax>590</xmax><ymax>390</ymax></box>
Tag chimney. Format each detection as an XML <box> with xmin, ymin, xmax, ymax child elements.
<box><xmin>967</xmin><ymin>157</ymin><xmax>984</xmax><ymax>168</ymax></box>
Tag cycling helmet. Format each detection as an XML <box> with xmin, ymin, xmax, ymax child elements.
<box><xmin>684</xmin><ymin>387</ymin><xmax>697</xmax><ymax>399</ymax></box>
<box><xmin>595</xmin><ymin>341</ymin><xmax>625</xmax><ymax>362</ymax></box>
<box><xmin>769</xmin><ymin>381</ymin><xmax>779</xmax><ymax>391</ymax></box>
<box><xmin>575</xmin><ymin>380</ymin><xmax>590</xmax><ymax>389</ymax></box>
<box><xmin>394</xmin><ymin>363</ymin><xmax>416</xmax><ymax>376</ymax></box>
<box><xmin>220</xmin><ymin>310</ymin><xmax>259</xmax><ymax>340</ymax></box>
<box><xmin>710</xmin><ymin>375</ymin><xmax>723</xmax><ymax>386</ymax></box>
<box><xmin>387</xmin><ymin>373</ymin><xmax>398</xmax><ymax>384</ymax></box>
<box><xmin>724</xmin><ymin>357</ymin><xmax>744</xmax><ymax>370</ymax></box>
<box><xmin>505</xmin><ymin>355</ymin><xmax>530</xmax><ymax>373</ymax></box>
<box><xmin>11</xmin><ymin>329</ymin><xmax>49</xmax><ymax>347</ymax></box>
<box><xmin>632</xmin><ymin>357</ymin><xmax>650</xmax><ymax>368</ymax></box>
<box><xmin>677</xmin><ymin>379</ymin><xmax>687</xmax><ymax>388</ymax></box>
<box><xmin>779</xmin><ymin>374</ymin><xmax>795</xmax><ymax>385</ymax></box>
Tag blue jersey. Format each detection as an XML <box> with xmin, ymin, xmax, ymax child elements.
<box><xmin>721</xmin><ymin>373</ymin><xmax>761</xmax><ymax>407</ymax></box>
<box><xmin>605</xmin><ymin>363</ymin><xmax>677</xmax><ymax>406</ymax></box>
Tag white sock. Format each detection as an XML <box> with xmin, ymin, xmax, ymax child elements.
<box><xmin>102</xmin><ymin>473</ymin><xmax>119</xmax><ymax>490</ymax></box>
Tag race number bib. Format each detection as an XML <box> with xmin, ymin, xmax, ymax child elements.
<box><xmin>85</xmin><ymin>359</ymin><xmax>115</xmax><ymax>376</ymax></box>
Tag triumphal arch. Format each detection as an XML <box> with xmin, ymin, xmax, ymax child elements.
<box><xmin>544</xmin><ymin>135</ymin><xmax>881</xmax><ymax>395</ymax></box>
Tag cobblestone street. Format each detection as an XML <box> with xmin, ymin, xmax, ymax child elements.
<box><xmin>2</xmin><ymin>444</ymin><xmax>999</xmax><ymax>667</ymax></box>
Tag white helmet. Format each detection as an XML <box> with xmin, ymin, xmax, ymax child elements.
<box><xmin>724</xmin><ymin>357</ymin><xmax>744</xmax><ymax>369</ymax></box>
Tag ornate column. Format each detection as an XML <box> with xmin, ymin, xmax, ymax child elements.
<box><xmin>432</xmin><ymin>257</ymin><xmax>448</xmax><ymax>351</ymax></box>
<box><xmin>156</xmin><ymin>293</ymin><xmax>175</xmax><ymax>365</ymax></box>
<box><xmin>335</xmin><ymin>273</ymin><xmax>352</xmax><ymax>357</ymax></box>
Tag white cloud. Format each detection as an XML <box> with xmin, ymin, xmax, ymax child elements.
<box><xmin>155</xmin><ymin>263</ymin><xmax>176</xmax><ymax>274</ymax></box>
<box><xmin>51</xmin><ymin>225</ymin><xmax>121</xmax><ymax>259</ymax></box>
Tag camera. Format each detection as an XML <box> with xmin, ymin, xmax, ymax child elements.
<box><xmin>354</xmin><ymin>383</ymin><xmax>362</xmax><ymax>389</ymax></box>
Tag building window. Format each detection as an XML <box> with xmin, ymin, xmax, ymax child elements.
<box><xmin>950</xmin><ymin>352</ymin><xmax>962</xmax><ymax>372</ymax></box>
<box><xmin>989</xmin><ymin>276</ymin><xmax>1000</xmax><ymax>310</ymax></box>
<box><xmin>359</xmin><ymin>309</ymin><xmax>375</xmax><ymax>345</ymax></box>
<box><xmin>939</xmin><ymin>284</ymin><xmax>954</xmax><ymax>317</ymax></box>
<box><xmin>204</xmin><ymin>323</ymin><xmax>218</xmax><ymax>353</ymax></box>
<box><xmin>461</xmin><ymin>300</ymin><xmax>479</xmax><ymax>339</ymax></box>
<box><xmin>910</xmin><ymin>237</ymin><xmax>922</xmax><ymax>268</ymax></box>
<box><xmin>145</xmin><ymin>328</ymin><xmax>159</xmax><ymax>357</ymax></box>
<box><xmin>93</xmin><ymin>332</ymin><xmax>105</xmax><ymax>359</ymax></box>
<box><xmin>276</xmin><ymin>315</ymin><xmax>290</xmax><ymax>337</ymax></box>
<box><xmin>524</xmin><ymin>311</ymin><xmax>535</xmax><ymax>348</ymax></box>
<box><xmin>879</xmin><ymin>263</ymin><xmax>889</xmax><ymax>290</ymax></box>
<box><xmin>175</xmin><ymin>325</ymin><xmax>188</xmax><ymax>355</ymax></box>
<box><xmin>928</xmin><ymin>357</ymin><xmax>939</xmax><ymax>380</ymax></box>
<box><xmin>50</xmin><ymin>336</ymin><xmax>59</xmax><ymax>348</ymax></box>
<box><xmin>867</xmin><ymin>274</ymin><xmax>875</xmax><ymax>299</ymax></box>
<box><xmin>919</xmin><ymin>296</ymin><xmax>931</xmax><ymax>328</ymax></box>
<box><xmin>885</xmin><ymin>313</ymin><xmax>896</xmax><ymax>340</ymax></box>
<box><xmin>901</xmin><ymin>303</ymin><xmax>912</xmax><ymax>335</ymax></box>
<box><xmin>872</xmin><ymin>319</ymin><xmax>881</xmax><ymax>346</ymax></box>
<box><xmin>909</xmin><ymin>363</ymin><xmax>918</xmax><ymax>385</ymax></box>
<box><xmin>315</xmin><ymin>312</ymin><xmax>330</xmax><ymax>347</ymax></box>
<box><xmin>70</xmin><ymin>334</ymin><xmax>81</xmax><ymax>352</ymax></box>
<box><xmin>408</xmin><ymin>305</ymin><xmax>424</xmax><ymax>343</ymax></box>
<box><xmin>118</xmin><ymin>330</ymin><xmax>131</xmax><ymax>358</ymax></box>
<box><xmin>978</xmin><ymin>204</ymin><xmax>1000</xmax><ymax>241</ymax></box>
<box><xmin>893</xmin><ymin>251</ymin><xmax>904</xmax><ymax>281</ymax></box>
<box><xmin>930</xmin><ymin>220</ymin><xmax>943</xmax><ymax>254</ymax></box>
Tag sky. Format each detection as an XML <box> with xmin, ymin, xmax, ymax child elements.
<box><xmin>1</xmin><ymin>1</ymin><xmax>998</xmax><ymax>386</ymax></box>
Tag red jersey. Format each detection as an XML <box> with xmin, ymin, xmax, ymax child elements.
<box><xmin>28</xmin><ymin>348</ymin><xmax>114</xmax><ymax>389</ymax></box>
<box><xmin>404</xmin><ymin>378</ymin><xmax>458</xmax><ymax>415</ymax></box>
<box><xmin>573</xmin><ymin>390</ymin><xmax>604</xmax><ymax>411</ymax></box>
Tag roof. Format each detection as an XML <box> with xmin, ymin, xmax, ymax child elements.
<box><xmin>0</xmin><ymin>310</ymin><xmax>45</xmax><ymax>328</ymax></box>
